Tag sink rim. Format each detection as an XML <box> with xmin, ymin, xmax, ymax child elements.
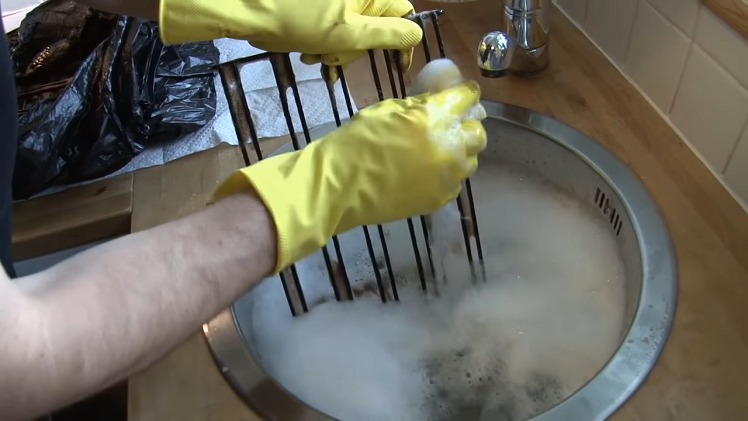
<box><xmin>202</xmin><ymin>100</ymin><xmax>678</xmax><ymax>421</ymax></box>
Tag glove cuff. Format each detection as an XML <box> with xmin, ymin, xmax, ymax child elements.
<box><xmin>210</xmin><ymin>148</ymin><xmax>344</xmax><ymax>275</ymax></box>
<box><xmin>209</xmin><ymin>165</ymin><xmax>290</xmax><ymax>276</ymax></box>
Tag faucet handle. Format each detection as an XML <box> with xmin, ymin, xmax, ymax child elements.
<box><xmin>477</xmin><ymin>31</ymin><xmax>516</xmax><ymax>78</ymax></box>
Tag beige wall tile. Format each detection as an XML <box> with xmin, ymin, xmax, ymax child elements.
<box><xmin>671</xmin><ymin>45</ymin><xmax>748</xmax><ymax>172</ymax></box>
<box><xmin>584</xmin><ymin>0</ymin><xmax>638</xmax><ymax>64</ymax></box>
<box><xmin>557</xmin><ymin>0</ymin><xmax>589</xmax><ymax>25</ymax></box>
<box><xmin>645</xmin><ymin>0</ymin><xmax>700</xmax><ymax>36</ymax></box>
<box><xmin>694</xmin><ymin>6</ymin><xmax>748</xmax><ymax>89</ymax></box>
<box><xmin>625</xmin><ymin>1</ymin><xmax>691</xmax><ymax>111</ymax></box>
<box><xmin>724</xmin><ymin>125</ymin><xmax>748</xmax><ymax>204</ymax></box>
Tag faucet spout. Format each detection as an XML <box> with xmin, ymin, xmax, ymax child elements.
<box><xmin>476</xmin><ymin>0</ymin><xmax>551</xmax><ymax>78</ymax></box>
<box><xmin>477</xmin><ymin>31</ymin><xmax>515</xmax><ymax>78</ymax></box>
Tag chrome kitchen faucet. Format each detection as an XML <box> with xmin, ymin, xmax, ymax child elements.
<box><xmin>477</xmin><ymin>0</ymin><xmax>551</xmax><ymax>77</ymax></box>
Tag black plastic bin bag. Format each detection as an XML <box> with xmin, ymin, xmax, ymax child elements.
<box><xmin>8</xmin><ymin>0</ymin><xmax>219</xmax><ymax>199</ymax></box>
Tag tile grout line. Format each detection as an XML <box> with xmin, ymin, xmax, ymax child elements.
<box><xmin>689</xmin><ymin>1</ymin><xmax>702</xmax><ymax>36</ymax></box>
<box><xmin>690</xmin><ymin>25</ymin><xmax>748</xmax><ymax>91</ymax></box>
<box><xmin>621</xmin><ymin>0</ymin><xmax>641</xmax><ymax>69</ymax></box>
<box><xmin>637</xmin><ymin>0</ymin><xmax>699</xmax><ymax>113</ymax></box>
<box><xmin>693</xmin><ymin>47</ymin><xmax>748</xmax><ymax>91</ymax></box>
<box><xmin>722</xmin><ymin>115</ymin><xmax>748</xmax><ymax>175</ymax></box>
<box><xmin>690</xmin><ymin>3</ymin><xmax>748</xmax><ymax>91</ymax></box>
<box><xmin>667</xmin><ymin>41</ymin><xmax>693</xmax><ymax>115</ymax></box>
<box><xmin>582</xmin><ymin>0</ymin><xmax>591</xmax><ymax>27</ymax></box>
<box><xmin>690</xmin><ymin>40</ymin><xmax>748</xmax><ymax>92</ymax></box>
<box><xmin>644</xmin><ymin>0</ymin><xmax>698</xmax><ymax>39</ymax></box>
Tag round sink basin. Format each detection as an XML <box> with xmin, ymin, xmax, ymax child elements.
<box><xmin>203</xmin><ymin>101</ymin><xmax>677</xmax><ymax>421</ymax></box>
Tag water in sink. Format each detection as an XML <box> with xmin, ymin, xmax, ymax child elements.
<box><xmin>245</xmin><ymin>163</ymin><xmax>627</xmax><ymax>421</ymax></box>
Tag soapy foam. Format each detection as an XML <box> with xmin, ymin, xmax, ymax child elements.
<box><xmin>246</xmin><ymin>163</ymin><xmax>627</xmax><ymax>421</ymax></box>
<box><xmin>414</xmin><ymin>58</ymin><xmax>485</xmax><ymax>266</ymax></box>
<box><xmin>428</xmin><ymin>200</ymin><xmax>465</xmax><ymax>285</ymax></box>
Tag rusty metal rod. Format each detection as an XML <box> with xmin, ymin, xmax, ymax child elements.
<box><xmin>268</xmin><ymin>53</ymin><xmax>351</xmax><ymax>302</ymax></box>
<box><xmin>216</xmin><ymin>59</ymin><xmax>307</xmax><ymax>314</ymax></box>
<box><xmin>338</xmin><ymin>66</ymin><xmax>399</xmax><ymax>301</ymax></box>
<box><xmin>321</xmin><ymin>66</ymin><xmax>387</xmax><ymax>302</ymax></box>
<box><xmin>374</xmin><ymin>50</ymin><xmax>429</xmax><ymax>292</ymax></box>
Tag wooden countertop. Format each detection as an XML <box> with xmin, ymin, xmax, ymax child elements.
<box><xmin>14</xmin><ymin>1</ymin><xmax>748</xmax><ymax>420</ymax></box>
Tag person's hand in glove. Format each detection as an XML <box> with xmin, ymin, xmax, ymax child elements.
<box><xmin>212</xmin><ymin>81</ymin><xmax>487</xmax><ymax>274</ymax></box>
<box><xmin>158</xmin><ymin>0</ymin><xmax>423</xmax><ymax>76</ymax></box>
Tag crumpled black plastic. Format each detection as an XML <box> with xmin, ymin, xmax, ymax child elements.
<box><xmin>8</xmin><ymin>0</ymin><xmax>219</xmax><ymax>200</ymax></box>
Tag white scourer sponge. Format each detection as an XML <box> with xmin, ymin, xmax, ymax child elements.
<box><xmin>410</xmin><ymin>59</ymin><xmax>477</xmax><ymax>262</ymax></box>
<box><xmin>409</xmin><ymin>58</ymin><xmax>465</xmax><ymax>96</ymax></box>
<box><xmin>412</xmin><ymin>58</ymin><xmax>487</xmax><ymax>123</ymax></box>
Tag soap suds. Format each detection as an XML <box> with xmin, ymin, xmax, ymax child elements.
<box><xmin>412</xmin><ymin>58</ymin><xmax>487</xmax><ymax>264</ymax></box>
<box><xmin>246</xmin><ymin>163</ymin><xmax>626</xmax><ymax>421</ymax></box>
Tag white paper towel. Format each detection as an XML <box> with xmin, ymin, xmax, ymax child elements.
<box><xmin>109</xmin><ymin>38</ymin><xmax>358</xmax><ymax>177</ymax></box>
<box><xmin>1</xmin><ymin>0</ymin><xmax>43</xmax><ymax>32</ymax></box>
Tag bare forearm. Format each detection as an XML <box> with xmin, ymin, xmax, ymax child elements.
<box><xmin>0</xmin><ymin>191</ymin><xmax>276</xmax><ymax>420</ymax></box>
<box><xmin>75</xmin><ymin>0</ymin><xmax>159</xmax><ymax>20</ymax></box>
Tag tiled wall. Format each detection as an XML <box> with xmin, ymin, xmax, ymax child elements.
<box><xmin>556</xmin><ymin>0</ymin><xmax>748</xmax><ymax>208</ymax></box>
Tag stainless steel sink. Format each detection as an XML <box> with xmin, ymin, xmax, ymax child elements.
<box><xmin>203</xmin><ymin>101</ymin><xmax>678</xmax><ymax>421</ymax></box>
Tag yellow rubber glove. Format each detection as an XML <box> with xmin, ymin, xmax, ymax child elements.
<box><xmin>212</xmin><ymin>81</ymin><xmax>487</xmax><ymax>274</ymax></box>
<box><xmin>158</xmin><ymin>0</ymin><xmax>422</xmax><ymax>71</ymax></box>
